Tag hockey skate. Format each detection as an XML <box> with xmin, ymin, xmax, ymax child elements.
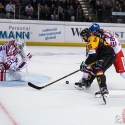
<box><xmin>95</xmin><ymin>87</ymin><xmax>109</xmax><ymax>98</ymax></box>
<box><xmin>75</xmin><ymin>78</ymin><xmax>91</xmax><ymax>90</ymax></box>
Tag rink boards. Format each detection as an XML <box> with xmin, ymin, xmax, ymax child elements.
<box><xmin>0</xmin><ymin>20</ymin><xmax>125</xmax><ymax>47</ymax></box>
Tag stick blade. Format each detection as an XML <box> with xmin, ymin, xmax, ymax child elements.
<box><xmin>28</xmin><ymin>82</ymin><xmax>43</xmax><ymax>90</ymax></box>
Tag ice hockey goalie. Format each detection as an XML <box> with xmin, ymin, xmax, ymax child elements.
<box><xmin>0</xmin><ymin>38</ymin><xmax>32</xmax><ymax>81</ymax></box>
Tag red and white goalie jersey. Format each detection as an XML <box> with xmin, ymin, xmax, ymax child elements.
<box><xmin>0</xmin><ymin>39</ymin><xmax>32</xmax><ymax>81</ymax></box>
<box><xmin>102</xmin><ymin>31</ymin><xmax>125</xmax><ymax>73</ymax></box>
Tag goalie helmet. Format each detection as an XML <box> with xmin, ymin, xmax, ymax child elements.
<box><xmin>89</xmin><ymin>23</ymin><xmax>100</xmax><ymax>32</ymax></box>
<box><xmin>14</xmin><ymin>38</ymin><xmax>25</xmax><ymax>49</ymax></box>
<box><xmin>80</xmin><ymin>28</ymin><xmax>91</xmax><ymax>42</ymax></box>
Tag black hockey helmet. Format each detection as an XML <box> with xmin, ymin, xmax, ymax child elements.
<box><xmin>80</xmin><ymin>28</ymin><xmax>91</xmax><ymax>42</ymax></box>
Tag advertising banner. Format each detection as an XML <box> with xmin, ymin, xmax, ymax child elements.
<box><xmin>64</xmin><ymin>25</ymin><xmax>125</xmax><ymax>44</ymax></box>
<box><xmin>0</xmin><ymin>23</ymin><xmax>64</xmax><ymax>42</ymax></box>
<box><xmin>0</xmin><ymin>20</ymin><xmax>125</xmax><ymax>44</ymax></box>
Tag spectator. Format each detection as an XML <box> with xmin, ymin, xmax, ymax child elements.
<box><xmin>114</xmin><ymin>4</ymin><xmax>120</xmax><ymax>12</ymax></box>
<box><xmin>71</xmin><ymin>15</ymin><xmax>75</xmax><ymax>21</ymax></box>
<box><xmin>0</xmin><ymin>2</ymin><xmax>5</xmax><ymax>13</ymax></box>
<box><xmin>5</xmin><ymin>12</ymin><xmax>13</xmax><ymax>19</ymax></box>
<box><xmin>51</xmin><ymin>7</ymin><xmax>58</xmax><ymax>20</ymax></box>
<box><xmin>75</xmin><ymin>4</ymin><xmax>85</xmax><ymax>21</ymax></box>
<box><xmin>65</xmin><ymin>0</ymin><xmax>70</xmax><ymax>9</ymax></box>
<box><xmin>95</xmin><ymin>0</ymin><xmax>103</xmax><ymax>22</ymax></box>
<box><xmin>58</xmin><ymin>5</ymin><xmax>65</xmax><ymax>21</ymax></box>
<box><xmin>122</xmin><ymin>1</ymin><xmax>125</xmax><ymax>11</ymax></box>
<box><xmin>104</xmin><ymin>1</ymin><xmax>113</xmax><ymax>20</ymax></box>
<box><xmin>15</xmin><ymin>1</ymin><xmax>21</xmax><ymax>13</ymax></box>
<box><xmin>40</xmin><ymin>3</ymin><xmax>50</xmax><ymax>20</ymax></box>
<box><xmin>73</xmin><ymin>0</ymin><xmax>81</xmax><ymax>10</ymax></box>
<box><xmin>85</xmin><ymin>14</ymin><xmax>93</xmax><ymax>22</ymax></box>
<box><xmin>5</xmin><ymin>1</ymin><xmax>15</xmax><ymax>14</ymax></box>
<box><xmin>115</xmin><ymin>0</ymin><xmax>120</xmax><ymax>8</ymax></box>
<box><xmin>25</xmin><ymin>3</ymin><xmax>34</xmax><ymax>18</ymax></box>
<box><xmin>89</xmin><ymin>0</ymin><xmax>93</xmax><ymax>10</ymax></box>
<box><xmin>48</xmin><ymin>0</ymin><xmax>55</xmax><ymax>8</ymax></box>
<box><xmin>31</xmin><ymin>0</ymin><xmax>38</xmax><ymax>9</ymax></box>
<box><xmin>66</xmin><ymin>4</ymin><xmax>75</xmax><ymax>21</ymax></box>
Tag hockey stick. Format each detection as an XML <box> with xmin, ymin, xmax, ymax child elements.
<box><xmin>28</xmin><ymin>69</ymin><xmax>80</xmax><ymax>90</ymax></box>
<box><xmin>23</xmin><ymin>32</ymin><xmax>28</xmax><ymax>81</ymax></box>
<box><xmin>81</xmin><ymin>61</ymin><xmax>106</xmax><ymax>104</ymax></box>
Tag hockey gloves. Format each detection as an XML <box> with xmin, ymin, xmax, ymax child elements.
<box><xmin>80</xmin><ymin>61</ymin><xmax>87</xmax><ymax>71</ymax></box>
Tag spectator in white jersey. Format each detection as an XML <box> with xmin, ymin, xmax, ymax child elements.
<box><xmin>25</xmin><ymin>3</ymin><xmax>34</xmax><ymax>18</ymax></box>
<box><xmin>5</xmin><ymin>1</ymin><xmax>15</xmax><ymax>14</ymax></box>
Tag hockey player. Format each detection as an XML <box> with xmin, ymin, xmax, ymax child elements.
<box><xmin>75</xmin><ymin>28</ymin><xmax>116</xmax><ymax>97</ymax></box>
<box><xmin>75</xmin><ymin>23</ymin><xmax>125</xmax><ymax>92</ymax></box>
<box><xmin>0</xmin><ymin>38</ymin><xmax>32</xmax><ymax>81</ymax></box>
<box><xmin>89</xmin><ymin>23</ymin><xmax>125</xmax><ymax>79</ymax></box>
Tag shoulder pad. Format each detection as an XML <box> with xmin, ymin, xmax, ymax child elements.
<box><xmin>86</xmin><ymin>36</ymin><xmax>99</xmax><ymax>50</ymax></box>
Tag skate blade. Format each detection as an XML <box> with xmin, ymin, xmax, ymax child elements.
<box><xmin>74</xmin><ymin>85</ymin><xmax>86</xmax><ymax>90</ymax></box>
<box><xmin>95</xmin><ymin>94</ymin><xmax>110</xmax><ymax>98</ymax></box>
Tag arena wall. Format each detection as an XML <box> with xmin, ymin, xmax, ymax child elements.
<box><xmin>0</xmin><ymin>19</ymin><xmax>125</xmax><ymax>47</ymax></box>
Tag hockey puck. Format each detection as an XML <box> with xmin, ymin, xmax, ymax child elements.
<box><xmin>66</xmin><ymin>81</ymin><xmax>69</xmax><ymax>84</ymax></box>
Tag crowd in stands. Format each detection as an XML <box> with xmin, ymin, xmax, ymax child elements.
<box><xmin>90</xmin><ymin>0</ymin><xmax>125</xmax><ymax>23</ymax></box>
<box><xmin>0</xmin><ymin>0</ymin><xmax>125</xmax><ymax>23</ymax></box>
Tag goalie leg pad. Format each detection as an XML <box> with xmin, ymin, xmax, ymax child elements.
<box><xmin>0</xmin><ymin>70</ymin><xmax>5</xmax><ymax>81</ymax></box>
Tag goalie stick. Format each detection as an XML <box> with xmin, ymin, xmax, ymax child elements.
<box><xmin>28</xmin><ymin>69</ymin><xmax>80</xmax><ymax>90</ymax></box>
<box><xmin>81</xmin><ymin>61</ymin><xmax>106</xmax><ymax>104</ymax></box>
<box><xmin>23</xmin><ymin>32</ymin><xmax>28</xmax><ymax>81</ymax></box>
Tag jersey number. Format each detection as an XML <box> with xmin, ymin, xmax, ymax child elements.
<box><xmin>88</xmin><ymin>44</ymin><xmax>92</xmax><ymax>50</ymax></box>
<box><xmin>110</xmin><ymin>38</ymin><xmax>117</xmax><ymax>47</ymax></box>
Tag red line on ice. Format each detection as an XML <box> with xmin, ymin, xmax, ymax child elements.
<box><xmin>0</xmin><ymin>102</ymin><xmax>18</xmax><ymax>125</ymax></box>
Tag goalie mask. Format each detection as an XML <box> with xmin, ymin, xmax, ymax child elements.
<box><xmin>14</xmin><ymin>38</ymin><xmax>25</xmax><ymax>50</ymax></box>
<box><xmin>80</xmin><ymin>28</ymin><xmax>91</xmax><ymax>42</ymax></box>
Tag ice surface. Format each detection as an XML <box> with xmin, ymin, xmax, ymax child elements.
<box><xmin>0</xmin><ymin>46</ymin><xmax>125</xmax><ymax>125</ymax></box>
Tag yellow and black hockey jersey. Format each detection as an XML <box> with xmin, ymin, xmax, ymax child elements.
<box><xmin>85</xmin><ymin>35</ymin><xmax>115</xmax><ymax>65</ymax></box>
